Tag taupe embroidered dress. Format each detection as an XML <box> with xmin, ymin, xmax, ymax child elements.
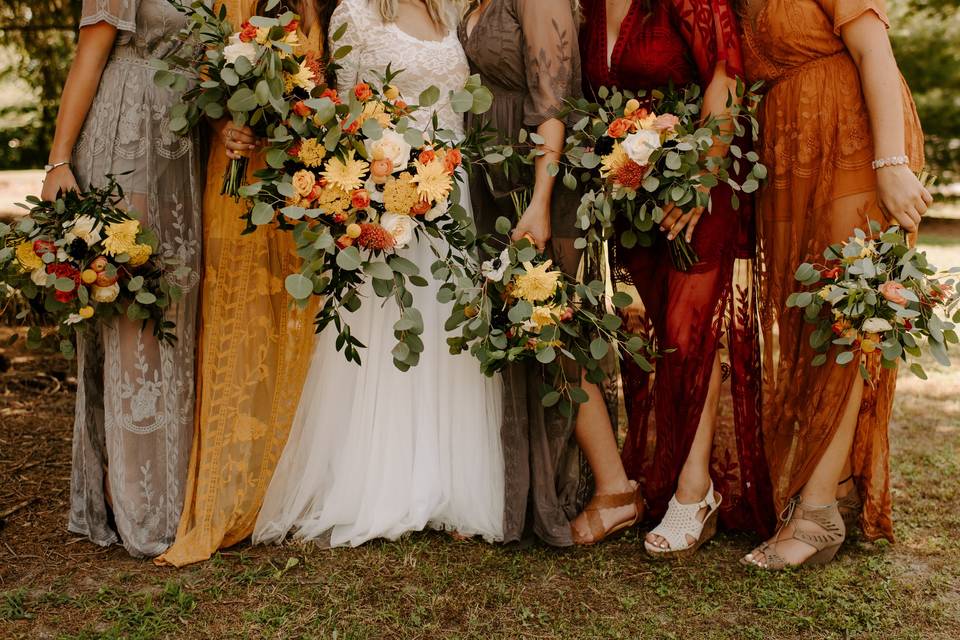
<box><xmin>460</xmin><ymin>0</ymin><xmax>592</xmax><ymax>546</ymax></box>
<box><xmin>69</xmin><ymin>0</ymin><xmax>202</xmax><ymax>557</ymax></box>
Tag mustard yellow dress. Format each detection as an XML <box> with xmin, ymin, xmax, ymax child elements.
<box><xmin>156</xmin><ymin>0</ymin><xmax>320</xmax><ymax>567</ymax></box>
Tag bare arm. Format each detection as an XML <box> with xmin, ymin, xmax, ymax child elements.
<box><xmin>41</xmin><ymin>22</ymin><xmax>117</xmax><ymax>201</ymax></box>
<box><xmin>842</xmin><ymin>12</ymin><xmax>931</xmax><ymax>233</ymax></box>
<box><xmin>512</xmin><ymin>117</ymin><xmax>565</xmax><ymax>250</ymax></box>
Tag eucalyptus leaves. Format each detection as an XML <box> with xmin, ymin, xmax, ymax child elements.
<box><xmin>788</xmin><ymin>222</ymin><xmax>960</xmax><ymax>379</ymax></box>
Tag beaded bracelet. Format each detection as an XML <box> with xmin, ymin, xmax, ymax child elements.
<box><xmin>872</xmin><ymin>155</ymin><xmax>909</xmax><ymax>170</ymax></box>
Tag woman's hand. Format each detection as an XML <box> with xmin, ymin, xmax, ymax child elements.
<box><xmin>41</xmin><ymin>165</ymin><xmax>80</xmax><ymax>202</ymax></box>
<box><xmin>659</xmin><ymin>185</ymin><xmax>710</xmax><ymax>242</ymax></box>
<box><xmin>512</xmin><ymin>198</ymin><xmax>552</xmax><ymax>251</ymax></box>
<box><xmin>876</xmin><ymin>165</ymin><xmax>932</xmax><ymax>233</ymax></box>
<box><xmin>212</xmin><ymin>119</ymin><xmax>258</xmax><ymax>160</ymax></box>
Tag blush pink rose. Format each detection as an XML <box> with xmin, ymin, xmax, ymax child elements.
<box><xmin>878</xmin><ymin>281</ymin><xmax>908</xmax><ymax>306</ymax></box>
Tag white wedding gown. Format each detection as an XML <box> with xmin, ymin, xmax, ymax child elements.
<box><xmin>253</xmin><ymin>0</ymin><xmax>505</xmax><ymax>547</ymax></box>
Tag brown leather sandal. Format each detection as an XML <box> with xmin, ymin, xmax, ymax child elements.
<box><xmin>837</xmin><ymin>475</ymin><xmax>862</xmax><ymax>532</ymax></box>
<box><xmin>571</xmin><ymin>480</ymin><xmax>645</xmax><ymax>546</ymax></box>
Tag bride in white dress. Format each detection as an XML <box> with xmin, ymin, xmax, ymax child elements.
<box><xmin>253</xmin><ymin>0</ymin><xmax>505</xmax><ymax>547</ymax></box>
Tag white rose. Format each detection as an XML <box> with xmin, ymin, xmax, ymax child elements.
<box><xmin>481</xmin><ymin>248</ymin><xmax>511</xmax><ymax>283</ymax></box>
<box><xmin>223</xmin><ymin>34</ymin><xmax>261</xmax><ymax>66</ymax></box>
<box><xmin>621</xmin><ymin>129</ymin><xmax>662</xmax><ymax>166</ymax></box>
<box><xmin>424</xmin><ymin>198</ymin><xmax>448</xmax><ymax>222</ymax></box>
<box><xmin>365</xmin><ymin>130</ymin><xmax>412</xmax><ymax>173</ymax></box>
<box><xmin>92</xmin><ymin>282</ymin><xmax>121</xmax><ymax>303</ymax></box>
<box><xmin>31</xmin><ymin>268</ymin><xmax>51</xmax><ymax>286</ymax></box>
<box><xmin>861</xmin><ymin>317</ymin><xmax>893</xmax><ymax>334</ymax></box>
<box><xmin>69</xmin><ymin>215</ymin><xmax>103</xmax><ymax>245</ymax></box>
<box><xmin>64</xmin><ymin>313</ymin><xmax>85</xmax><ymax>326</ymax></box>
<box><xmin>379</xmin><ymin>212</ymin><xmax>417</xmax><ymax>249</ymax></box>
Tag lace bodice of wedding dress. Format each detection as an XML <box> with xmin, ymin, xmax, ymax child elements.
<box><xmin>330</xmin><ymin>0</ymin><xmax>469</xmax><ymax>138</ymax></box>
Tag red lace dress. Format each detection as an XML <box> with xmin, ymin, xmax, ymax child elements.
<box><xmin>580</xmin><ymin>0</ymin><xmax>774</xmax><ymax>534</ymax></box>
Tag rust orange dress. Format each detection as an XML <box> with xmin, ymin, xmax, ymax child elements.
<box><xmin>739</xmin><ymin>0</ymin><xmax>924</xmax><ymax>541</ymax></box>
<box><xmin>156</xmin><ymin>1</ymin><xmax>321</xmax><ymax>566</ymax></box>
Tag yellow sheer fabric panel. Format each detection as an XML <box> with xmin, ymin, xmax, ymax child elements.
<box><xmin>156</xmin><ymin>1</ymin><xmax>321</xmax><ymax>566</ymax></box>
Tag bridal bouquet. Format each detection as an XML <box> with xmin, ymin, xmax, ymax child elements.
<box><xmin>788</xmin><ymin>222</ymin><xmax>960</xmax><ymax>380</ymax></box>
<box><xmin>241</xmin><ymin>66</ymin><xmax>492</xmax><ymax>367</ymax></box>
<box><xmin>441</xmin><ymin>224</ymin><xmax>653</xmax><ymax>413</ymax></box>
<box><xmin>559</xmin><ymin>84</ymin><xmax>767</xmax><ymax>271</ymax></box>
<box><xmin>0</xmin><ymin>177</ymin><xmax>189</xmax><ymax>357</ymax></box>
<box><xmin>155</xmin><ymin>0</ymin><xmax>324</xmax><ymax>196</ymax></box>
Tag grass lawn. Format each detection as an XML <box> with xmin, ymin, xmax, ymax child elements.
<box><xmin>1</xmin><ymin>228</ymin><xmax>958</xmax><ymax>639</ymax></box>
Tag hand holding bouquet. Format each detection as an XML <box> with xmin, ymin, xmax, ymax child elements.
<box><xmin>562</xmin><ymin>84</ymin><xmax>767</xmax><ymax>271</ymax></box>
<box><xmin>155</xmin><ymin>0</ymin><xmax>324</xmax><ymax>196</ymax></box>
<box><xmin>0</xmin><ymin>176</ymin><xmax>190</xmax><ymax>357</ymax></box>
<box><xmin>788</xmin><ymin>222</ymin><xmax>960</xmax><ymax>379</ymax></box>
<box><xmin>441</xmin><ymin>220</ymin><xmax>653</xmax><ymax>414</ymax></box>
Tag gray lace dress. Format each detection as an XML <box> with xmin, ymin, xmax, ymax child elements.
<box><xmin>460</xmin><ymin>0</ymin><xmax>600</xmax><ymax>546</ymax></box>
<box><xmin>68</xmin><ymin>0</ymin><xmax>202</xmax><ymax>557</ymax></box>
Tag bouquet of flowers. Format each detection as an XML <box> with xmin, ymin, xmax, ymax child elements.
<box><xmin>241</xmin><ymin>66</ymin><xmax>493</xmax><ymax>367</ymax></box>
<box><xmin>560</xmin><ymin>84</ymin><xmax>767</xmax><ymax>271</ymax></box>
<box><xmin>788</xmin><ymin>222</ymin><xmax>960</xmax><ymax>379</ymax></box>
<box><xmin>155</xmin><ymin>0</ymin><xmax>324</xmax><ymax>196</ymax></box>
<box><xmin>0</xmin><ymin>177</ymin><xmax>189</xmax><ymax>357</ymax></box>
<box><xmin>441</xmin><ymin>221</ymin><xmax>653</xmax><ymax>413</ymax></box>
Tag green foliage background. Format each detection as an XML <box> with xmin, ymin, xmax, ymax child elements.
<box><xmin>0</xmin><ymin>0</ymin><xmax>957</xmax><ymax>180</ymax></box>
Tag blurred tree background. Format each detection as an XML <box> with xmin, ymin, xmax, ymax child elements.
<box><xmin>0</xmin><ymin>0</ymin><xmax>957</xmax><ymax>181</ymax></box>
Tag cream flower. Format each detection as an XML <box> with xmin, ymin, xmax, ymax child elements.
<box><xmin>424</xmin><ymin>197</ymin><xmax>448</xmax><ymax>223</ymax></box>
<box><xmin>127</xmin><ymin>244</ymin><xmax>153</xmax><ymax>268</ymax></box>
<box><xmin>292</xmin><ymin>169</ymin><xmax>317</xmax><ymax>197</ymax></box>
<box><xmin>288</xmin><ymin>64</ymin><xmax>316</xmax><ymax>93</ymax></box>
<box><xmin>322</xmin><ymin>151</ymin><xmax>369</xmax><ymax>193</ymax></box>
<box><xmin>68</xmin><ymin>215</ymin><xmax>103</xmax><ymax>246</ymax></box>
<box><xmin>411</xmin><ymin>159</ymin><xmax>453</xmax><ymax>203</ymax></box>
<box><xmin>481</xmin><ymin>248</ymin><xmax>511</xmax><ymax>282</ymax></box>
<box><xmin>379</xmin><ymin>212</ymin><xmax>417</xmax><ymax>249</ymax></box>
<box><xmin>524</xmin><ymin>304</ymin><xmax>562</xmax><ymax>333</ymax></box>
<box><xmin>30</xmin><ymin>268</ymin><xmax>50</xmax><ymax>286</ymax></box>
<box><xmin>621</xmin><ymin>129</ymin><xmax>661</xmax><ymax>166</ymax></box>
<box><xmin>364</xmin><ymin>129</ymin><xmax>411</xmax><ymax>172</ymax></box>
<box><xmin>223</xmin><ymin>34</ymin><xmax>261</xmax><ymax>65</ymax></box>
<box><xmin>103</xmin><ymin>219</ymin><xmax>141</xmax><ymax>256</ymax></box>
<box><xmin>92</xmin><ymin>282</ymin><xmax>121</xmax><ymax>303</ymax></box>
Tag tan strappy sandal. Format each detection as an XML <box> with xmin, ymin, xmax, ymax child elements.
<box><xmin>837</xmin><ymin>475</ymin><xmax>862</xmax><ymax>532</ymax></box>
<box><xmin>571</xmin><ymin>480</ymin><xmax>644</xmax><ymax>546</ymax></box>
<box><xmin>644</xmin><ymin>481</ymin><xmax>722</xmax><ymax>559</ymax></box>
<box><xmin>741</xmin><ymin>497</ymin><xmax>846</xmax><ymax>570</ymax></box>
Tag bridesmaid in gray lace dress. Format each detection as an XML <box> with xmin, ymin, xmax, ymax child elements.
<box><xmin>460</xmin><ymin>0</ymin><xmax>641</xmax><ymax>547</ymax></box>
<box><xmin>41</xmin><ymin>0</ymin><xmax>201</xmax><ymax>557</ymax></box>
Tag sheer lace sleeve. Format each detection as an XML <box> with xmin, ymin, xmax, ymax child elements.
<box><xmin>817</xmin><ymin>0</ymin><xmax>890</xmax><ymax>35</ymax></box>
<box><xmin>516</xmin><ymin>0</ymin><xmax>581</xmax><ymax>127</ymax></box>
<box><xmin>669</xmin><ymin>0</ymin><xmax>745</xmax><ymax>82</ymax></box>
<box><xmin>329</xmin><ymin>0</ymin><xmax>365</xmax><ymax>90</ymax></box>
<box><xmin>80</xmin><ymin>0</ymin><xmax>138</xmax><ymax>34</ymax></box>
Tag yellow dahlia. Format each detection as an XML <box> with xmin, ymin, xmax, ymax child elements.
<box><xmin>529</xmin><ymin>304</ymin><xmax>562</xmax><ymax>332</ymax></box>
<box><xmin>322</xmin><ymin>151</ymin><xmax>369</xmax><ymax>193</ymax></box>
<box><xmin>513</xmin><ymin>260</ymin><xmax>562</xmax><ymax>303</ymax></box>
<box><xmin>411</xmin><ymin>159</ymin><xmax>453</xmax><ymax>203</ymax></box>
<box><xmin>357</xmin><ymin>101</ymin><xmax>392</xmax><ymax>128</ymax></box>
<box><xmin>298</xmin><ymin>138</ymin><xmax>327</xmax><ymax>168</ymax></box>
<box><xmin>15</xmin><ymin>241</ymin><xmax>43</xmax><ymax>271</ymax></box>
<box><xmin>103</xmin><ymin>219</ymin><xmax>141</xmax><ymax>256</ymax></box>
<box><xmin>382</xmin><ymin>172</ymin><xmax>420</xmax><ymax>215</ymax></box>
<box><xmin>127</xmin><ymin>243</ymin><xmax>153</xmax><ymax>267</ymax></box>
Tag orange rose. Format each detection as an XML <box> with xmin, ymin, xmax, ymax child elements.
<box><xmin>878</xmin><ymin>281</ymin><xmax>908</xmax><ymax>306</ymax></box>
<box><xmin>287</xmin><ymin>142</ymin><xmax>302</xmax><ymax>158</ymax></box>
<box><xmin>394</xmin><ymin>99</ymin><xmax>408</xmax><ymax>111</ymax></box>
<box><xmin>320</xmin><ymin>88</ymin><xmax>342</xmax><ymax>105</ymax></box>
<box><xmin>606</xmin><ymin>118</ymin><xmax>632</xmax><ymax>139</ymax></box>
<box><xmin>284</xmin><ymin>19</ymin><xmax>299</xmax><ymax>33</ymax></box>
<box><xmin>443</xmin><ymin>148</ymin><xmax>463</xmax><ymax>173</ymax></box>
<box><xmin>336</xmin><ymin>235</ymin><xmax>354</xmax><ymax>249</ymax></box>
<box><xmin>353</xmin><ymin>82</ymin><xmax>373</xmax><ymax>101</ymax></box>
<box><xmin>418</xmin><ymin>149</ymin><xmax>437</xmax><ymax>164</ymax></box>
<box><xmin>307</xmin><ymin>184</ymin><xmax>324</xmax><ymax>202</ymax></box>
<box><xmin>410</xmin><ymin>199</ymin><xmax>432</xmax><ymax>216</ymax></box>
<box><xmin>238</xmin><ymin>21</ymin><xmax>258</xmax><ymax>43</ymax></box>
<box><xmin>292</xmin><ymin>101</ymin><xmax>312</xmax><ymax>117</ymax></box>
<box><xmin>90</xmin><ymin>256</ymin><xmax>109</xmax><ymax>273</ymax></box>
<box><xmin>351</xmin><ymin>189</ymin><xmax>371</xmax><ymax>209</ymax></box>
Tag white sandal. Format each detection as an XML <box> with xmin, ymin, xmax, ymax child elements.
<box><xmin>644</xmin><ymin>482</ymin><xmax>722</xmax><ymax>558</ymax></box>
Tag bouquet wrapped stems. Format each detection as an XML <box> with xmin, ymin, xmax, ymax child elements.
<box><xmin>221</xmin><ymin>156</ymin><xmax>249</xmax><ymax>198</ymax></box>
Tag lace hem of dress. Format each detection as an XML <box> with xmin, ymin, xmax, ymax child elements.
<box><xmin>79</xmin><ymin>11</ymin><xmax>137</xmax><ymax>33</ymax></box>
